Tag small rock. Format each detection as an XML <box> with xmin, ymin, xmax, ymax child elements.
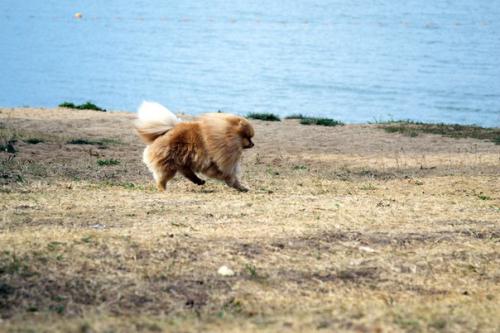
<box><xmin>217</xmin><ymin>265</ymin><xmax>235</xmax><ymax>276</ymax></box>
<box><xmin>359</xmin><ymin>246</ymin><xmax>376</xmax><ymax>253</ymax></box>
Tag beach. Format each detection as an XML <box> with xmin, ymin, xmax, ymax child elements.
<box><xmin>1</xmin><ymin>107</ymin><xmax>499</xmax><ymax>332</ymax></box>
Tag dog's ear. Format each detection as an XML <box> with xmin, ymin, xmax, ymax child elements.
<box><xmin>234</xmin><ymin>118</ymin><xmax>254</xmax><ymax>139</ymax></box>
<box><xmin>236</xmin><ymin>119</ymin><xmax>246</xmax><ymax>132</ymax></box>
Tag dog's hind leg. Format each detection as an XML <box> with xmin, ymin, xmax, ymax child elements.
<box><xmin>179</xmin><ymin>168</ymin><xmax>205</xmax><ymax>185</ymax></box>
<box><xmin>155</xmin><ymin>168</ymin><xmax>177</xmax><ymax>192</ymax></box>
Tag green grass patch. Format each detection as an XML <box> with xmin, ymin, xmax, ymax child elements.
<box><xmin>47</xmin><ymin>241</ymin><xmax>65</xmax><ymax>251</ymax></box>
<box><xmin>66</xmin><ymin>138</ymin><xmax>121</xmax><ymax>147</ymax></box>
<box><xmin>285</xmin><ymin>114</ymin><xmax>306</xmax><ymax>119</ymax></box>
<box><xmin>299</xmin><ymin>117</ymin><xmax>344</xmax><ymax>127</ymax></box>
<box><xmin>67</xmin><ymin>139</ymin><xmax>96</xmax><ymax>145</ymax></box>
<box><xmin>25</xmin><ymin>138</ymin><xmax>44</xmax><ymax>144</ymax></box>
<box><xmin>49</xmin><ymin>304</ymin><xmax>65</xmax><ymax>314</ymax></box>
<box><xmin>292</xmin><ymin>164</ymin><xmax>308</xmax><ymax>170</ymax></box>
<box><xmin>378</xmin><ymin>120</ymin><xmax>500</xmax><ymax>143</ymax></box>
<box><xmin>285</xmin><ymin>114</ymin><xmax>345</xmax><ymax>127</ymax></box>
<box><xmin>245</xmin><ymin>263</ymin><xmax>258</xmax><ymax>278</ymax></box>
<box><xmin>59</xmin><ymin>101</ymin><xmax>106</xmax><ymax>112</ymax></box>
<box><xmin>97</xmin><ymin>158</ymin><xmax>120</xmax><ymax>166</ymax></box>
<box><xmin>80</xmin><ymin>235</ymin><xmax>94</xmax><ymax>244</ymax></box>
<box><xmin>243</xmin><ymin>263</ymin><xmax>268</xmax><ymax>282</ymax></box>
<box><xmin>247</xmin><ymin>113</ymin><xmax>281</xmax><ymax>121</ymax></box>
<box><xmin>477</xmin><ymin>194</ymin><xmax>492</xmax><ymax>201</ymax></box>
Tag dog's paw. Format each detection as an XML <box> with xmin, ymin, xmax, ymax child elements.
<box><xmin>197</xmin><ymin>179</ymin><xmax>206</xmax><ymax>185</ymax></box>
<box><xmin>237</xmin><ymin>186</ymin><xmax>249</xmax><ymax>192</ymax></box>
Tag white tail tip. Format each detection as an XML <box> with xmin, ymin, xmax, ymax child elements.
<box><xmin>137</xmin><ymin>101</ymin><xmax>179</xmax><ymax>125</ymax></box>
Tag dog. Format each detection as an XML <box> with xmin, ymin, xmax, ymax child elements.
<box><xmin>134</xmin><ymin>101</ymin><xmax>254</xmax><ymax>192</ymax></box>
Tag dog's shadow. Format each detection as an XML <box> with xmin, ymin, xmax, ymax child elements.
<box><xmin>198</xmin><ymin>188</ymin><xmax>216</xmax><ymax>194</ymax></box>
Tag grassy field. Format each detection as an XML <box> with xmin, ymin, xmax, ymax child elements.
<box><xmin>1</xmin><ymin>108</ymin><xmax>499</xmax><ymax>333</ymax></box>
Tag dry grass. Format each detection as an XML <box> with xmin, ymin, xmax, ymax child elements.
<box><xmin>0</xmin><ymin>107</ymin><xmax>499</xmax><ymax>333</ymax></box>
<box><xmin>377</xmin><ymin>120</ymin><xmax>500</xmax><ymax>144</ymax></box>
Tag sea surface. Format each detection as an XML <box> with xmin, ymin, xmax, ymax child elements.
<box><xmin>1</xmin><ymin>1</ymin><xmax>499</xmax><ymax>126</ymax></box>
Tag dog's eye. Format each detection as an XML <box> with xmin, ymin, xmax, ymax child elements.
<box><xmin>242</xmin><ymin>137</ymin><xmax>254</xmax><ymax>149</ymax></box>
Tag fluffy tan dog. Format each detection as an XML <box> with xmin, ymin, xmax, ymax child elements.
<box><xmin>135</xmin><ymin>102</ymin><xmax>254</xmax><ymax>192</ymax></box>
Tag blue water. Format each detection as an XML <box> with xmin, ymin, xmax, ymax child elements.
<box><xmin>1</xmin><ymin>1</ymin><xmax>499</xmax><ymax>126</ymax></box>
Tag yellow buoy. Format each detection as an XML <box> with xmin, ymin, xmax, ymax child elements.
<box><xmin>74</xmin><ymin>12</ymin><xmax>82</xmax><ymax>19</ymax></box>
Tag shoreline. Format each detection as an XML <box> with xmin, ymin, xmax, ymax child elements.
<box><xmin>1</xmin><ymin>105</ymin><xmax>499</xmax><ymax>128</ymax></box>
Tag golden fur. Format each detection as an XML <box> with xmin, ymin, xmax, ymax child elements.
<box><xmin>135</xmin><ymin>107</ymin><xmax>254</xmax><ymax>192</ymax></box>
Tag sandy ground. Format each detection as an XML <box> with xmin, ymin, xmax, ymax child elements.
<box><xmin>0</xmin><ymin>107</ymin><xmax>499</xmax><ymax>332</ymax></box>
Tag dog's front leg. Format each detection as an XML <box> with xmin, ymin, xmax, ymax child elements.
<box><xmin>203</xmin><ymin>164</ymin><xmax>249</xmax><ymax>192</ymax></box>
<box><xmin>225</xmin><ymin>176</ymin><xmax>249</xmax><ymax>192</ymax></box>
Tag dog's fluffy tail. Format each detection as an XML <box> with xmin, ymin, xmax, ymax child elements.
<box><xmin>135</xmin><ymin>101</ymin><xmax>180</xmax><ymax>144</ymax></box>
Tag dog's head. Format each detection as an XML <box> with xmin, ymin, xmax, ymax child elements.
<box><xmin>202</xmin><ymin>113</ymin><xmax>255</xmax><ymax>150</ymax></box>
<box><xmin>237</xmin><ymin>118</ymin><xmax>255</xmax><ymax>149</ymax></box>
